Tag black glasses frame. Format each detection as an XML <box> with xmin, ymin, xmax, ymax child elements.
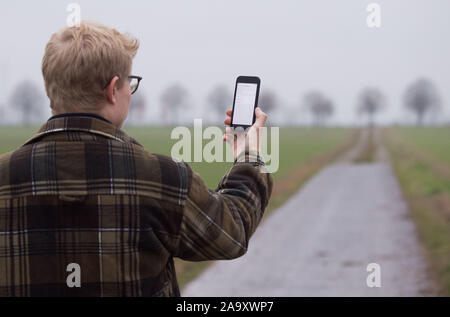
<box><xmin>129</xmin><ymin>75</ymin><xmax>142</xmax><ymax>95</ymax></box>
<box><xmin>104</xmin><ymin>75</ymin><xmax>143</xmax><ymax>95</ymax></box>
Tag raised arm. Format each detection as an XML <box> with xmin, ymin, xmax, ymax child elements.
<box><xmin>174</xmin><ymin>108</ymin><xmax>273</xmax><ymax>261</ymax></box>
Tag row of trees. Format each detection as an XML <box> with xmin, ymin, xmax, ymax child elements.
<box><xmin>304</xmin><ymin>78</ymin><xmax>442</xmax><ymax>126</ymax></box>
<box><xmin>151</xmin><ymin>77</ymin><xmax>443</xmax><ymax>126</ymax></box>
<box><xmin>356</xmin><ymin>78</ymin><xmax>441</xmax><ymax>126</ymax></box>
<box><xmin>0</xmin><ymin>77</ymin><xmax>443</xmax><ymax>126</ymax></box>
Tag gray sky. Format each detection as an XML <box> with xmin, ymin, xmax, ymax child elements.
<box><xmin>0</xmin><ymin>0</ymin><xmax>449</xmax><ymax>125</ymax></box>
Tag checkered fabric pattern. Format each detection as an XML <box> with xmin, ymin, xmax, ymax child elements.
<box><xmin>0</xmin><ymin>115</ymin><xmax>273</xmax><ymax>297</ymax></box>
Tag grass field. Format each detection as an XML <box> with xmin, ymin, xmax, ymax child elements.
<box><xmin>384</xmin><ymin>127</ymin><xmax>450</xmax><ymax>296</ymax></box>
<box><xmin>0</xmin><ymin>125</ymin><xmax>354</xmax><ymax>188</ymax></box>
<box><xmin>0</xmin><ymin>125</ymin><xmax>356</xmax><ymax>289</ymax></box>
<box><xmin>390</xmin><ymin>127</ymin><xmax>450</xmax><ymax>164</ymax></box>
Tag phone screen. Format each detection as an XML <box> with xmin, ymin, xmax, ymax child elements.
<box><xmin>232</xmin><ymin>83</ymin><xmax>258</xmax><ymax>126</ymax></box>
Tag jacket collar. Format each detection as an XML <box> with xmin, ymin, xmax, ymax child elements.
<box><xmin>48</xmin><ymin>112</ymin><xmax>113</xmax><ymax>124</ymax></box>
<box><xmin>23</xmin><ymin>114</ymin><xmax>143</xmax><ymax>147</ymax></box>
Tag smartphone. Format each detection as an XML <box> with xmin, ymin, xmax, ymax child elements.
<box><xmin>230</xmin><ymin>76</ymin><xmax>261</xmax><ymax>129</ymax></box>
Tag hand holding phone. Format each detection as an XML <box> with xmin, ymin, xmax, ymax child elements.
<box><xmin>223</xmin><ymin>107</ymin><xmax>268</xmax><ymax>159</ymax></box>
<box><xmin>223</xmin><ymin>76</ymin><xmax>267</xmax><ymax>159</ymax></box>
<box><xmin>230</xmin><ymin>76</ymin><xmax>261</xmax><ymax>129</ymax></box>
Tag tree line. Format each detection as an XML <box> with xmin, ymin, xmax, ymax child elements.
<box><xmin>0</xmin><ymin>77</ymin><xmax>444</xmax><ymax>126</ymax></box>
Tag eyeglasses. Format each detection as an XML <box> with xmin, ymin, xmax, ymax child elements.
<box><xmin>104</xmin><ymin>75</ymin><xmax>143</xmax><ymax>95</ymax></box>
<box><xmin>129</xmin><ymin>75</ymin><xmax>142</xmax><ymax>95</ymax></box>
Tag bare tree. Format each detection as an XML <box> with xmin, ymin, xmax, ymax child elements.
<box><xmin>303</xmin><ymin>91</ymin><xmax>334</xmax><ymax>126</ymax></box>
<box><xmin>207</xmin><ymin>85</ymin><xmax>231</xmax><ymax>123</ymax></box>
<box><xmin>259</xmin><ymin>90</ymin><xmax>277</xmax><ymax>115</ymax></box>
<box><xmin>128</xmin><ymin>91</ymin><xmax>147</xmax><ymax>125</ymax></box>
<box><xmin>160</xmin><ymin>84</ymin><xmax>188</xmax><ymax>125</ymax></box>
<box><xmin>404</xmin><ymin>78</ymin><xmax>440</xmax><ymax>126</ymax></box>
<box><xmin>357</xmin><ymin>88</ymin><xmax>385</xmax><ymax>127</ymax></box>
<box><xmin>9</xmin><ymin>80</ymin><xmax>44</xmax><ymax>125</ymax></box>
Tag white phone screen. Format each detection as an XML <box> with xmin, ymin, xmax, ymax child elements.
<box><xmin>232</xmin><ymin>83</ymin><xmax>258</xmax><ymax>126</ymax></box>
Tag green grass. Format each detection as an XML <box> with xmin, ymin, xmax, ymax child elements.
<box><xmin>385</xmin><ymin>127</ymin><xmax>450</xmax><ymax>295</ymax></box>
<box><xmin>0</xmin><ymin>126</ymin><xmax>352</xmax><ymax>190</ymax></box>
<box><xmin>126</xmin><ymin>126</ymin><xmax>353</xmax><ymax>189</ymax></box>
<box><xmin>125</xmin><ymin>126</ymin><xmax>233</xmax><ymax>190</ymax></box>
<box><xmin>272</xmin><ymin>127</ymin><xmax>352</xmax><ymax>180</ymax></box>
<box><xmin>0</xmin><ymin>125</ymin><xmax>354</xmax><ymax>290</ymax></box>
<box><xmin>0</xmin><ymin>126</ymin><xmax>39</xmax><ymax>154</ymax></box>
<box><xmin>391</xmin><ymin>127</ymin><xmax>450</xmax><ymax>164</ymax></box>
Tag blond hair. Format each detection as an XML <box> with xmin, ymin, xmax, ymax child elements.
<box><xmin>42</xmin><ymin>20</ymin><xmax>140</xmax><ymax>114</ymax></box>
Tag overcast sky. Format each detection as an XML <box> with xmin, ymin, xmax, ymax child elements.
<box><xmin>0</xmin><ymin>0</ymin><xmax>449</xmax><ymax>125</ymax></box>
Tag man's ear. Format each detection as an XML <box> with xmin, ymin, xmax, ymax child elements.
<box><xmin>104</xmin><ymin>76</ymin><xmax>120</xmax><ymax>104</ymax></box>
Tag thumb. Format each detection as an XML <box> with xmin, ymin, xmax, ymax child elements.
<box><xmin>253</xmin><ymin>107</ymin><xmax>268</xmax><ymax>128</ymax></box>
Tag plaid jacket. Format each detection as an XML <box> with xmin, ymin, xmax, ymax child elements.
<box><xmin>0</xmin><ymin>115</ymin><xmax>273</xmax><ymax>297</ymax></box>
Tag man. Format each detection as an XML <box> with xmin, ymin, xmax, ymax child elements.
<box><xmin>0</xmin><ymin>21</ymin><xmax>273</xmax><ymax>297</ymax></box>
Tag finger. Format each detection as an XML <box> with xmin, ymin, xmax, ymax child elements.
<box><xmin>225</xmin><ymin>126</ymin><xmax>233</xmax><ymax>135</ymax></box>
<box><xmin>253</xmin><ymin>107</ymin><xmax>268</xmax><ymax>128</ymax></box>
<box><xmin>226</xmin><ymin>109</ymin><xmax>232</xmax><ymax>116</ymax></box>
<box><xmin>224</xmin><ymin>117</ymin><xmax>232</xmax><ymax>125</ymax></box>
<box><xmin>223</xmin><ymin>126</ymin><xmax>233</xmax><ymax>143</ymax></box>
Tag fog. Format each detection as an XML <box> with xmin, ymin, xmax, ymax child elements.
<box><xmin>0</xmin><ymin>0</ymin><xmax>449</xmax><ymax>125</ymax></box>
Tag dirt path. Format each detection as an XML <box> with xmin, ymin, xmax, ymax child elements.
<box><xmin>182</xmin><ymin>129</ymin><xmax>435</xmax><ymax>296</ymax></box>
